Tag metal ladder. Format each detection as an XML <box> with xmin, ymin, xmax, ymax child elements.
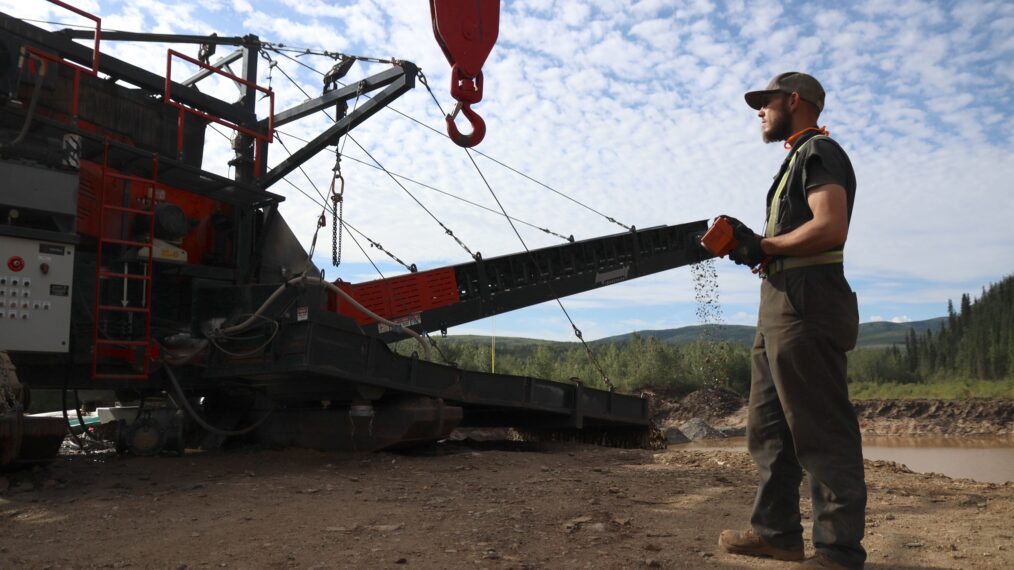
<box><xmin>90</xmin><ymin>148</ymin><xmax>157</xmax><ymax>380</ymax></box>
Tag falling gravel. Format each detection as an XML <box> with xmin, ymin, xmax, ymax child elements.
<box><xmin>691</xmin><ymin>258</ymin><xmax>723</xmax><ymax>329</ymax></box>
<box><xmin>690</xmin><ymin>259</ymin><xmax>731</xmax><ymax>388</ymax></box>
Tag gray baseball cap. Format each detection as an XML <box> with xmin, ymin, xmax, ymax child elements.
<box><xmin>745</xmin><ymin>71</ymin><xmax>825</xmax><ymax>113</ymax></box>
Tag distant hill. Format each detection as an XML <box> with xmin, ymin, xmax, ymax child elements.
<box><xmin>442</xmin><ymin>317</ymin><xmax>948</xmax><ymax>350</ymax></box>
<box><xmin>439</xmin><ymin>335</ymin><xmax>572</xmax><ymax>350</ymax></box>
<box><xmin>591</xmin><ymin>325</ymin><xmax>757</xmax><ymax>346</ymax></box>
<box><xmin>857</xmin><ymin>318</ymin><xmax>947</xmax><ymax>348</ymax></box>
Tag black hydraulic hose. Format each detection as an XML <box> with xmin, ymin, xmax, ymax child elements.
<box><xmin>163</xmin><ymin>364</ymin><xmax>273</xmax><ymax>437</ymax></box>
<box><xmin>72</xmin><ymin>389</ymin><xmax>91</xmax><ymax>439</ymax></box>
<box><xmin>133</xmin><ymin>394</ymin><xmax>146</xmax><ymax>423</ymax></box>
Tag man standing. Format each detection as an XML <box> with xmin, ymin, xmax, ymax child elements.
<box><xmin>716</xmin><ymin>72</ymin><xmax>867</xmax><ymax>569</ymax></box>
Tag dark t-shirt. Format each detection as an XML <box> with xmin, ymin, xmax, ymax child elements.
<box><xmin>765</xmin><ymin>132</ymin><xmax>857</xmax><ymax>245</ymax></box>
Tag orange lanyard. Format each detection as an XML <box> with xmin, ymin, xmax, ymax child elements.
<box><xmin>784</xmin><ymin>126</ymin><xmax>829</xmax><ymax>150</ymax></box>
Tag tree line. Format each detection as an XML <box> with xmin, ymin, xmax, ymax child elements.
<box><xmin>415</xmin><ymin>334</ymin><xmax>752</xmax><ymax>395</ymax></box>
<box><xmin>398</xmin><ymin>274</ymin><xmax>1013</xmax><ymax>395</ymax></box>
<box><xmin>850</xmin><ymin>274</ymin><xmax>1014</xmax><ymax>384</ymax></box>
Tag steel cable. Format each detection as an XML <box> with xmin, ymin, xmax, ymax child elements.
<box><xmin>269</xmin><ymin>46</ymin><xmax>630</xmax><ymax>231</ymax></box>
<box><xmin>275</xmin><ymin>128</ymin><xmax>573</xmax><ymax>243</ymax></box>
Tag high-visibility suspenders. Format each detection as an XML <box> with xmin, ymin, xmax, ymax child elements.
<box><xmin>764</xmin><ymin>135</ymin><xmax>843</xmax><ymax>275</ymax></box>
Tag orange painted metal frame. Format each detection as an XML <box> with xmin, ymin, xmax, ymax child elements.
<box><xmin>329</xmin><ymin>268</ymin><xmax>460</xmax><ymax>326</ymax></box>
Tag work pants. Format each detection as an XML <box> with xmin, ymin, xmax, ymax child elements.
<box><xmin>747</xmin><ymin>264</ymin><xmax>867</xmax><ymax>568</ymax></box>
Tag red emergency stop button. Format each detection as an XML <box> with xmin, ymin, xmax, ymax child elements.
<box><xmin>7</xmin><ymin>256</ymin><xmax>24</xmax><ymax>272</ymax></box>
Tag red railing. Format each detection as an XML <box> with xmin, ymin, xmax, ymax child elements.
<box><xmin>164</xmin><ymin>49</ymin><xmax>274</xmax><ymax>175</ymax></box>
<box><xmin>20</xmin><ymin>1</ymin><xmax>101</xmax><ymax>124</ymax></box>
<box><xmin>47</xmin><ymin>0</ymin><xmax>101</xmax><ymax>73</ymax></box>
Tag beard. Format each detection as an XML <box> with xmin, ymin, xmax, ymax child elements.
<box><xmin>762</xmin><ymin>102</ymin><xmax>792</xmax><ymax>143</ymax></box>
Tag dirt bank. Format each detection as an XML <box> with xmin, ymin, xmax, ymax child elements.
<box><xmin>853</xmin><ymin>399</ymin><xmax>1014</xmax><ymax>437</ymax></box>
<box><xmin>1</xmin><ymin>442</ymin><xmax>1011</xmax><ymax>569</ymax></box>
<box><xmin>652</xmin><ymin>389</ymin><xmax>1014</xmax><ymax>438</ymax></box>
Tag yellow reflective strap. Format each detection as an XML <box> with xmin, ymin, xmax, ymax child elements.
<box><xmin>764</xmin><ymin>135</ymin><xmax>830</xmax><ymax>238</ymax></box>
<box><xmin>765</xmin><ymin>155</ymin><xmax>796</xmax><ymax>238</ymax></box>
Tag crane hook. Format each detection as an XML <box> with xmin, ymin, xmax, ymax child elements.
<box><xmin>431</xmin><ymin>0</ymin><xmax>499</xmax><ymax>148</ymax></box>
<box><xmin>446</xmin><ymin>101</ymin><xmax>486</xmax><ymax>148</ymax></box>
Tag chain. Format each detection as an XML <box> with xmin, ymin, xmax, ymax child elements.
<box><xmin>329</xmin><ymin>79</ymin><xmax>362</xmax><ymax>270</ymax></box>
<box><xmin>331</xmin><ymin>152</ymin><xmax>344</xmax><ymax>268</ymax></box>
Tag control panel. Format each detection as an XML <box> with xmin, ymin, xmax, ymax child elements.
<box><xmin>0</xmin><ymin>235</ymin><xmax>74</xmax><ymax>352</ymax></box>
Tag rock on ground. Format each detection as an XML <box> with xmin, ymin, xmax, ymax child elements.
<box><xmin>678</xmin><ymin>418</ymin><xmax>727</xmax><ymax>441</ymax></box>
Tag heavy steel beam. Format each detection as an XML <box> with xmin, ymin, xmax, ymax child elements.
<box><xmin>266</xmin><ymin>65</ymin><xmax>408</xmax><ymax>129</ymax></box>
<box><xmin>59</xmin><ymin>30</ymin><xmax>249</xmax><ymax>45</ymax></box>
<box><xmin>182</xmin><ymin>49</ymin><xmax>244</xmax><ymax>86</ymax></box>
<box><xmin>258</xmin><ymin>62</ymin><xmax>417</xmax><ymax>190</ymax></box>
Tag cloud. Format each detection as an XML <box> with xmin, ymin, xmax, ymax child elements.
<box><xmin>2</xmin><ymin>1</ymin><xmax>1010</xmax><ymax>341</ymax></box>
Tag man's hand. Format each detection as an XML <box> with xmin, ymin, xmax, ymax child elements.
<box><xmin>722</xmin><ymin>216</ymin><xmax>766</xmax><ymax>268</ymax></box>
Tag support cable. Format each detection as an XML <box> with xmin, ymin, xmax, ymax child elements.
<box><xmin>424</xmin><ymin>331</ymin><xmax>457</xmax><ymax>367</ymax></box>
<box><xmin>421</xmin><ymin>90</ymin><xmax>618</xmax><ymax>390</ymax></box>
<box><xmin>415</xmin><ymin>72</ymin><xmax>631</xmax><ymax>231</ymax></box>
<box><xmin>266</xmin><ymin>48</ymin><xmax>480</xmax><ymax>262</ymax></box>
<box><xmin>266</xmin><ymin>46</ymin><xmax>619</xmax><ymax>382</ymax></box>
<box><xmin>270</xmin><ymin>121</ymin><xmax>414</xmax><ymax>276</ymax></box>
<box><xmin>346</xmin><ymin>134</ymin><xmax>480</xmax><ymax>261</ymax></box>
<box><xmin>276</xmin><ymin>177</ymin><xmax>394</xmax><ymax>278</ymax></box>
<box><xmin>463</xmin><ymin>147</ymin><xmax>616</xmax><ymax>391</ymax></box>
<box><xmin>276</xmin><ymin>128</ymin><xmax>573</xmax><ymax>243</ymax></box>
<box><xmin>269</xmin><ymin>46</ymin><xmax>631</xmax><ymax>231</ymax></box>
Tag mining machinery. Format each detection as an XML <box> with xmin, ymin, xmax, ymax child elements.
<box><xmin>0</xmin><ymin>1</ymin><xmax>712</xmax><ymax>462</ymax></box>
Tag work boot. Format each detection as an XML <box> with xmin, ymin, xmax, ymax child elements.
<box><xmin>800</xmin><ymin>551</ymin><xmax>862</xmax><ymax>569</ymax></box>
<box><xmin>718</xmin><ymin>529</ymin><xmax>804</xmax><ymax>561</ymax></box>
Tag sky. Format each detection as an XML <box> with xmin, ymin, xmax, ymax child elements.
<box><xmin>6</xmin><ymin>0</ymin><xmax>1013</xmax><ymax>341</ymax></box>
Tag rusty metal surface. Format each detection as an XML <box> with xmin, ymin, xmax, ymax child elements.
<box><xmin>0</xmin><ymin>414</ymin><xmax>66</xmax><ymax>466</ymax></box>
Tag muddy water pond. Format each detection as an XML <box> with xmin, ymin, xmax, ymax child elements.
<box><xmin>678</xmin><ymin>436</ymin><xmax>1014</xmax><ymax>484</ymax></box>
